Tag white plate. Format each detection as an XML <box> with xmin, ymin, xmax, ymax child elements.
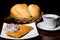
<box><xmin>0</xmin><ymin>22</ymin><xmax>39</xmax><ymax>40</ymax></box>
<box><xmin>37</xmin><ymin>22</ymin><xmax>60</xmax><ymax>31</ymax></box>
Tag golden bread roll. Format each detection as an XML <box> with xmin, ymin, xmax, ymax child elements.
<box><xmin>28</xmin><ymin>4</ymin><xmax>40</xmax><ymax>20</ymax></box>
<box><xmin>6</xmin><ymin>25</ymin><xmax>33</xmax><ymax>38</ymax></box>
<box><xmin>10</xmin><ymin>4</ymin><xmax>31</xmax><ymax>19</ymax></box>
<box><xmin>10</xmin><ymin>4</ymin><xmax>41</xmax><ymax>23</ymax></box>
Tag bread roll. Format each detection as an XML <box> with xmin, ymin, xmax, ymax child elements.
<box><xmin>10</xmin><ymin>4</ymin><xmax>31</xmax><ymax>19</ymax></box>
<box><xmin>28</xmin><ymin>4</ymin><xmax>40</xmax><ymax>20</ymax></box>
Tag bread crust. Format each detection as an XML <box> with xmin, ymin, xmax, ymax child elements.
<box><xmin>10</xmin><ymin>4</ymin><xmax>31</xmax><ymax>19</ymax></box>
<box><xmin>28</xmin><ymin>4</ymin><xmax>40</xmax><ymax>20</ymax></box>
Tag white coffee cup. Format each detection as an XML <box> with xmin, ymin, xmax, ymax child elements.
<box><xmin>42</xmin><ymin>14</ymin><xmax>59</xmax><ymax>29</ymax></box>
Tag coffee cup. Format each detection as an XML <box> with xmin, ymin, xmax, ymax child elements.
<box><xmin>42</xmin><ymin>14</ymin><xmax>60</xmax><ymax>29</ymax></box>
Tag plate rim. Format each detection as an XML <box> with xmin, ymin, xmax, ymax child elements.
<box><xmin>0</xmin><ymin>34</ymin><xmax>39</xmax><ymax>40</ymax></box>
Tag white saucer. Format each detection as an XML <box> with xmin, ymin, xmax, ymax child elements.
<box><xmin>37</xmin><ymin>22</ymin><xmax>60</xmax><ymax>31</ymax></box>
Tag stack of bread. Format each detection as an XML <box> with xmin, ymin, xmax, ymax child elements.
<box><xmin>10</xmin><ymin>4</ymin><xmax>41</xmax><ymax>23</ymax></box>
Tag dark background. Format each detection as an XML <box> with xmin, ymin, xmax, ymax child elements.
<box><xmin>0</xmin><ymin>0</ymin><xmax>60</xmax><ymax>40</ymax></box>
<box><xmin>0</xmin><ymin>0</ymin><xmax>60</xmax><ymax>21</ymax></box>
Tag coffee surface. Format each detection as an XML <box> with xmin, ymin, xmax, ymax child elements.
<box><xmin>45</xmin><ymin>17</ymin><xmax>55</xmax><ymax>19</ymax></box>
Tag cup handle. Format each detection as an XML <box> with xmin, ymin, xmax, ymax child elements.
<box><xmin>56</xmin><ymin>16</ymin><xmax>60</xmax><ymax>27</ymax></box>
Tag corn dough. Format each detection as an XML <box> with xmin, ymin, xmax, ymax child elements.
<box><xmin>6</xmin><ymin>25</ymin><xmax>33</xmax><ymax>38</ymax></box>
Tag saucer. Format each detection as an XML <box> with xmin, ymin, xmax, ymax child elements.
<box><xmin>37</xmin><ymin>22</ymin><xmax>60</xmax><ymax>31</ymax></box>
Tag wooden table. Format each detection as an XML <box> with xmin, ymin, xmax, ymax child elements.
<box><xmin>0</xmin><ymin>19</ymin><xmax>60</xmax><ymax>40</ymax></box>
<box><xmin>38</xmin><ymin>27</ymin><xmax>60</xmax><ymax>40</ymax></box>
